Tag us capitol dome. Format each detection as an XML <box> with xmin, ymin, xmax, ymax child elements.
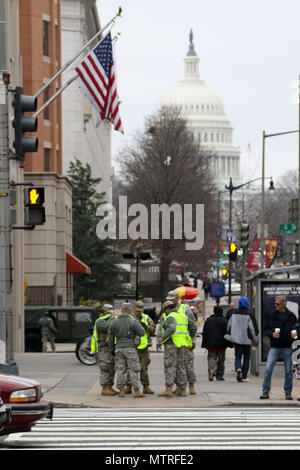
<box><xmin>163</xmin><ymin>30</ymin><xmax>241</xmax><ymax>187</ymax></box>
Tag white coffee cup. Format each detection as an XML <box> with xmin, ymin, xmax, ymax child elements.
<box><xmin>275</xmin><ymin>328</ymin><xmax>280</xmax><ymax>334</ymax></box>
<box><xmin>292</xmin><ymin>329</ymin><xmax>298</xmax><ymax>338</ymax></box>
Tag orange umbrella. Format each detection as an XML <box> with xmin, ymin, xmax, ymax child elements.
<box><xmin>175</xmin><ymin>286</ymin><xmax>199</xmax><ymax>299</ymax></box>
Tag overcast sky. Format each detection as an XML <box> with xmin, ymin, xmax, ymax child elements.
<box><xmin>96</xmin><ymin>0</ymin><xmax>300</xmax><ymax>184</ymax></box>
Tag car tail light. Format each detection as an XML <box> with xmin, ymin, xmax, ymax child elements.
<box><xmin>9</xmin><ymin>387</ymin><xmax>37</xmax><ymax>403</ymax></box>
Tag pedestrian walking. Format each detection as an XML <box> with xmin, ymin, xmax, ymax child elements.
<box><xmin>108</xmin><ymin>302</ymin><xmax>146</xmax><ymax>398</ymax></box>
<box><xmin>166</xmin><ymin>290</ymin><xmax>198</xmax><ymax>395</ymax></box>
<box><xmin>38</xmin><ymin>311</ymin><xmax>58</xmax><ymax>352</ymax></box>
<box><xmin>158</xmin><ymin>300</ymin><xmax>197</xmax><ymax>398</ymax></box>
<box><xmin>225</xmin><ymin>303</ymin><xmax>237</xmax><ymax>320</ymax></box>
<box><xmin>90</xmin><ymin>304</ymin><xmax>119</xmax><ymax>397</ymax></box>
<box><xmin>260</xmin><ymin>295</ymin><xmax>297</xmax><ymax>400</ymax></box>
<box><xmin>125</xmin><ymin>300</ymin><xmax>156</xmax><ymax>395</ymax></box>
<box><xmin>202</xmin><ymin>278</ymin><xmax>211</xmax><ymax>300</ymax></box>
<box><xmin>201</xmin><ymin>306</ymin><xmax>230</xmax><ymax>381</ymax></box>
<box><xmin>224</xmin><ymin>296</ymin><xmax>259</xmax><ymax>382</ymax></box>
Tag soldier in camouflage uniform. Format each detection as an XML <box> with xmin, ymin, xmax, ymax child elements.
<box><xmin>158</xmin><ymin>300</ymin><xmax>197</xmax><ymax>398</ymax></box>
<box><xmin>166</xmin><ymin>290</ymin><xmax>197</xmax><ymax>395</ymax></box>
<box><xmin>38</xmin><ymin>311</ymin><xmax>58</xmax><ymax>352</ymax></box>
<box><xmin>91</xmin><ymin>304</ymin><xmax>118</xmax><ymax>397</ymax></box>
<box><xmin>108</xmin><ymin>303</ymin><xmax>146</xmax><ymax>398</ymax></box>
<box><xmin>125</xmin><ymin>300</ymin><xmax>156</xmax><ymax>395</ymax></box>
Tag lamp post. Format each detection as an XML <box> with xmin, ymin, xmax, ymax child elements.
<box><xmin>225</xmin><ymin>176</ymin><xmax>274</xmax><ymax>303</ymax></box>
<box><xmin>123</xmin><ymin>251</ymin><xmax>152</xmax><ymax>300</ymax></box>
<box><xmin>260</xmin><ymin>129</ymin><xmax>299</xmax><ymax>268</ymax></box>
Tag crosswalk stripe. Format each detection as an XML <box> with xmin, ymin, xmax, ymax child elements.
<box><xmin>2</xmin><ymin>407</ymin><xmax>300</xmax><ymax>449</ymax></box>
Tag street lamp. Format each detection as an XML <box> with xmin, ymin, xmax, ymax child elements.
<box><xmin>122</xmin><ymin>251</ymin><xmax>152</xmax><ymax>300</ymax></box>
<box><xmin>260</xmin><ymin>129</ymin><xmax>299</xmax><ymax>268</ymax></box>
<box><xmin>225</xmin><ymin>176</ymin><xmax>274</xmax><ymax>303</ymax></box>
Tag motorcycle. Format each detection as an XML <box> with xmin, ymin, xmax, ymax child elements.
<box><xmin>75</xmin><ymin>336</ymin><xmax>98</xmax><ymax>365</ymax></box>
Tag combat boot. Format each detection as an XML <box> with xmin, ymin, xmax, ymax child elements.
<box><xmin>124</xmin><ymin>385</ymin><xmax>132</xmax><ymax>394</ymax></box>
<box><xmin>143</xmin><ymin>385</ymin><xmax>154</xmax><ymax>394</ymax></box>
<box><xmin>158</xmin><ymin>386</ymin><xmax>173</xmax><ymax>398</ymax></box>
<box><xmin>189</xmin><ymin>383</ymin><xmax>196</xmax><ymax>395</ymax></box>
<box><xmin>176</xmin><ymin>387</ymin><xmax>187</xmax><ymax>397</ymax></box>
<box><xmin>172</xmin><ymin>386</ymin><xmax>180</xmax><ymax>395</ymax></box>
<box><xmin>101</xmin><ymin>386</ymin><xmax>115</xmax><ymax>396</ymax></box>
<box><xmin>109</xmin><ymin>386</ymin><xmax>119</xmax><ymax>395</ymax></box>
<box><xmin>133</xmin><ymin>389</ymin><xmax>145</xmax><ymax>398</ymax></box>
<box><xmin>119</xmin><ymin>388</ymin><xmax>126</xmax><ymax>398</ymax></box>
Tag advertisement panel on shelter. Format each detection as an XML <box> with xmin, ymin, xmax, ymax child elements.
<box><xmin>260</xmin><ymin>281</ymin><xmax>300</xmax><ymax>361</ymax></box>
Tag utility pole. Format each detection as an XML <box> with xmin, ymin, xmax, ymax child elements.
<box><xmin>0</xmin><ymin>2</ymin><xmax>17</xmax><ymax>373</ymax></box>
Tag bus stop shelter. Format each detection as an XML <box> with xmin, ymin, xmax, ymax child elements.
<box><xmin>247</xmin><ymin>265</ymin><xmax>300</xmax><ymax>377</ymax></box>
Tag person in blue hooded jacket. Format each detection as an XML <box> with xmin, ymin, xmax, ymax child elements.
<box><xmin>224</xmin><ymin>296</ymin><xmax>259</xmax><ymax>382</ymax></box>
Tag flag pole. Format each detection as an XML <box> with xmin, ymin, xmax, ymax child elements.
<box><xmin>33</xmin><ymin>7</ymin><xmax>122</xmax><ymax>100</ymax></box>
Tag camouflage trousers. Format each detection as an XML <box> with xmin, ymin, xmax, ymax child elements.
<box><xmin>41</xmin><ymin>329</ymin><xmax>55</xmax><ymax>352</ymax></box>
<box><xmin>126</xmin><ymin>348</ymin><xmax>151</xmax><ymax>387</ymax></box>
<box><xmin>184</xmin><ymin>347</ymin><xmax>196</xmax><ymax>384</ymax></box>
<box><xmin>163</xmin><ymin>343</ymin><xmax>187</xmax><ymax>388</ymax></box>
<box><xmin>115</xmin><ymin>347</ymin><xmax>142</xmax><ymax>390</ymax></box>
<box><xmin>98</xmin><ymin>347</ymin><xmax>115</xmax><ymax>386</ymax></box>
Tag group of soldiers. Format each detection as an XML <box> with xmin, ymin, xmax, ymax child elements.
<box><xmin>90</xmin><ymin>290</ymin><xmax>198</xmax><ymax>398</ymax></box>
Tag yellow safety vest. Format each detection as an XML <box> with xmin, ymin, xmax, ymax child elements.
<box><xmin>162</xmin><ymin>311</ymin><xmax>192</xmax><ymax>348</ymax></box>
<box><xmin>137</xmin><ymin>313</ymin><xmax>149</xmax><ymax>350</ymax></box>
<box><xmin>90</xmin><ymin>314</ymin><xmax>113</xmax><ymax>353</ymax></box>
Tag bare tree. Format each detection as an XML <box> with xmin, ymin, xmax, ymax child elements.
<box><xmin>116</xmin><ymin>106</ymin><xmax>218</xmax><ymax>299</ymax></box>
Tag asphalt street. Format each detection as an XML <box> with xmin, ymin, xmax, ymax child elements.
<box><xmin>12</xmin><ymin>339</ymin><xmax>300</xmax><ymax>409</ymax></box>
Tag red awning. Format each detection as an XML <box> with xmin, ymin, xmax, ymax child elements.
<box><xmin>66</xmin><ymin>252</ymin><xmax>91</xmax><ymax>275</ymax></box>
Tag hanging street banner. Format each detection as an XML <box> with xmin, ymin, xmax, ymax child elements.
<box><xmin>246</xmin><ymin>237</ymin><xmax>279</xmax><ymax>271</ymax></box>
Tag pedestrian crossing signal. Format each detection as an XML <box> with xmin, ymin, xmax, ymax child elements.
<box><xmin>24</xmin><ymin>187</ymin><xmax>46</xmax><ymax>226</ymax></box>
<box><xmin>222</xmin><ymin>268</ymin><xmax>228</xmax><ymax>279</ymax></box>
<box><xmin>229</xmin><ymin>243</ymin><xmax>238</xmax><ymax>262</ymax></box>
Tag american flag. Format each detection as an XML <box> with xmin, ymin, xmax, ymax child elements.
<box><xmin>75</xmin><ymin>32</ymin><xmax>123</xmax><ymax>133</ymax></box>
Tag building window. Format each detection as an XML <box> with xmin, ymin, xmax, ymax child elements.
<box><xmin>211</xmin><ymin>133</ymin><xmax>214</xmax><ymax>142</ymax></box>
<box><xmin>43</xmin><ymin>87</ymin><xmax>50</xmax><ymax>121</ymax></box>
<box><xmin>44</xmin><ymin>148</ymin><xmax>51</xmax><ymax>171</ymax></box>
<box><xmin>42</xmin><ymin>20</ymin><xmax>50</xmax><ymax>57</ymax></box>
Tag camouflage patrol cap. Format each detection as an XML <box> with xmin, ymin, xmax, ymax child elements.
<box><xmin>166</xmin><ymin>290</ymin><xmax>179</xmax><ymax>300</ymax></box>
<box><xmin>121</xmin><ymin>302</ymin><xmax>132</xmax><ymax>311</ymax></box>
<box><xmin>103</xmin><ymin>304</ymin><xmax>114</xmax><ymax>313</ymax></box>
<box><xmin>135</xmin><ymin>300</ymin><xmax>144</xmax><ymax>311</ymax></box>
<box><xmin>162</xmin><ymin>300</ymin><xmax>175</xmax><ymax>310</ymax></box>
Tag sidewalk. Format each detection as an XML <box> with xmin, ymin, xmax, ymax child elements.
<box><xmin>13</xmin><ymin>341</ymin><xmax>300</xmax><ymax>409</ymax></box>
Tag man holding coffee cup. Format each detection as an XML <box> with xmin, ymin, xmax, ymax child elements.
<box><xmin>260</xmin><ymin>295</ymin><xmax>297</xmax><ymax>400</ymax></box>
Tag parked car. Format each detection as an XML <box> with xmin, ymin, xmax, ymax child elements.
<box><xmin>0</xmin><ymin>373</ymin><xmax>53</xmax><ymax>434</ymax></box>
<box><xmin>0</xmin><ymin>397</ymin><xmax>11</xmax><ymax>432</ymax></box>
<box><xmin>225</xmin><ymin>280</ymin><xmax>241</xmax><ymax>295</ymax></box>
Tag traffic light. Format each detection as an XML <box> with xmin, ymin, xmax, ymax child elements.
<box><xmin>239</xmin><ymin>223</ymin><xmax>249</xmax><ymax>250</ymax></box>
<box><xmin>24</xmin><ymin>187</ymin><xmax>45</xmax><ymax>226</ymax></box>
<box><xmin>12</xmin><ymin>86</ymin><xmax>38</xmax><ymax>164</ymax></box>
<box><xmin>229</xmin><ymin>242</ymin><xmax>238</xmax><ymax>262</ymax></box>
<box><xmin>222</xmin><ymin>268</ymin><xmax>228</xmax><ymax>279</ymax></box>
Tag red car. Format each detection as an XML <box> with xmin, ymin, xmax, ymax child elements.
<box><xmin>0</xmin><ymin>397</ymin><xmax>11</xmax><ymax>431</ymax></box>
<box><xmin>0</xmin><ymin>373</ymin><xmax>53</xmax><ymax>434</ymax></box>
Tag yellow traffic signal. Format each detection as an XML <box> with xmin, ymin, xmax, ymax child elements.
<box><xmin>222</xmin><ymin>268</ymin><xmax>228</xmax><ymax>279</ymax></box>
<box><xmin>229</xmin><ymin>243</ymin><xmax>238</xmax><ymax>261</ymax></box>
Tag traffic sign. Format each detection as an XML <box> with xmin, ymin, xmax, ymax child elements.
<box><xmin>226</xmin><ymin>229</ymin><xmax>233</xmax><ymax>243</ymax></box>
<box><xmin>280</xmin><ymin>223</ymin><xmax>298</xmax><ymax>235</ymax></box>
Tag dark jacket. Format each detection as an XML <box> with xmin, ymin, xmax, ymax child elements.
<box><xmin>201</xmin><ymin>311</ymin><xmax>229</xmax><ymax>349</ymax></box>
<box><xmin>263</xmin><ymin>308</ymin><xmax>297</xmax><ymax>348</ymax></box>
